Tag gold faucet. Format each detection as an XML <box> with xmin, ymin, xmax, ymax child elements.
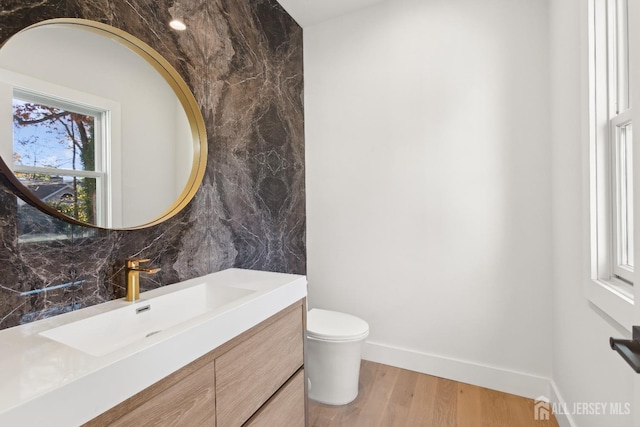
<box><xmin>125</xmin><ymin>258</ymin><xmax>161</xmax><ymax>302</ymax></box>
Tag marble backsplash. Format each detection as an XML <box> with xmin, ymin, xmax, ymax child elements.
<box><xmin>0</xmin><ymin>0</ymin><xmax>305</xmax><ymax>330</ymax></box>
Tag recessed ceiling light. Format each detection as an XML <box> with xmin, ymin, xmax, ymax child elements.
<box><xmin>169</xmin><ymin>19</ymin><xmax>186</xmax><ymax>31</ymax></box>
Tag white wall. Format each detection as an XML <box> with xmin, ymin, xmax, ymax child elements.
<box><xmin>550</xmin><ymin>0</ymin><xmax>634</xmax><ymax>426</ymax></box>
<box><xmin>305</xmin><ymin>0</ymin><xmax>553</xmax><ymax>398</ymax></box>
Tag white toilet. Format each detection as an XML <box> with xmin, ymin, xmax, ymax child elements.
<box><xmin>306</xmin><ymin>308</ymin><xmax>369</xmax><ymax>405</ymax></box>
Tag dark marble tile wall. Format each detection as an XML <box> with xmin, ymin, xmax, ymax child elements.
<box><xmin>0</xmin><ymin>0</ymin><xmax>305</xmax><ymax>330</ymax></box>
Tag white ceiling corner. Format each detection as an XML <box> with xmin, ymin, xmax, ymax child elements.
<box><xmin>277</xmin><ymin>0</ymin><xmax>386</xmax><ymax>28</ymax></box>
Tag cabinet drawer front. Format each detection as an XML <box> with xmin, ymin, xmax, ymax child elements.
<box><xmin>245</xmin><ymin>369</ymin><xmax>305</xmax><ymax>427</ymax></box>
<box><xmin>103</xmin><ymin>360</ymin><xmax>216</xmax><ymax>427</ymax></box>
<box><xmin>216</xmin><ymin>305</ymin><xmax>303</xmax><ymax>427</ymax></box>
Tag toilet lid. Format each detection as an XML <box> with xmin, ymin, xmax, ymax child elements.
<box><xmin>307</xmin><ymin>308</ymin><xmax>369</xmax><ymax>341</ymax></box>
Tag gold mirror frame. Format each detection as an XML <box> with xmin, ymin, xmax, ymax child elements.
<box><xmin>0</xmin><ymin>18</ymin><xmax>207</xmax><ymax>230</ymax></box>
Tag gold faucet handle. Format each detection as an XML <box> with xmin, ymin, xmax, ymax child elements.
<box><xmin>126</xmin><ymin>258</ymin><xmax>151</xmax><ymax>268</ymax></box>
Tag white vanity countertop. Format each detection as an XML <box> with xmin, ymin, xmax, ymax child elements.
<box><xmin>0</xmin><ymin>268</ymin><xmax>307</xmax><ymax>426</ymax></box>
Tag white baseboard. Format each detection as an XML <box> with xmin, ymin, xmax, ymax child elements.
<box><xmin>550</xmin><ymin>380</ymin><xmax>577</xmax><ymax>427</ymax></box>
<box><xmin>361</xmin><ymin>341</ymin><xmax>550</xmax><ymax>400</ymax></box>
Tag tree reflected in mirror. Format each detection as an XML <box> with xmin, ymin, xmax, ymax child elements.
<box><xmin>13</xmin><ymin>97</ymin><xmax>99</xmax><ymax>226</ymax></box>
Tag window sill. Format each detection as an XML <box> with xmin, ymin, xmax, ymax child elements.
<box><xmin>585</xmin><ymin>279</ymin><xmax>634</xmax><ymax>331</ymax></box>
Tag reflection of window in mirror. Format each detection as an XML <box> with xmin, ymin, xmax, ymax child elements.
<box><xmin>15</xmin><ymin>191</ymin><xmax>96</xmax><ymax>242</ymax></box>
<box><xmin>0</xmin><ymin>68</ymin><xmax>122</xmax><ymax>233</ymax></box>
<box><xmin>13</xmin><ymin>91</ymin><xmax>107</xmax><ymax>226</ymax></box>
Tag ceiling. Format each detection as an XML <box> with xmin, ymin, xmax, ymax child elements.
<box><xmin>277</xmin><ymin>0</ymin><xmax>386</xmax><ymax>27</ymax></box>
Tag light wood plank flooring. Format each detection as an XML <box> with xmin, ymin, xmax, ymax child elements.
<box><xmin>308</xmin><ymin>361</ymin><xmax>559</xmax><ymax>427</ymax></box>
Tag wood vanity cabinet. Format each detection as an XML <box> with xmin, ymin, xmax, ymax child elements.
<box><xmin>84</xmin><ymin>299</ymin><xmax>306</xmax><ymax>427</ymax></box>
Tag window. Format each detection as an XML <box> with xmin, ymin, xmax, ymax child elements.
<box><xmin>589</xmin><ymin>0</ymin><xmax>634</xmax><ymax>325</ymax></box>
<box><xmin>611</xmin><ymin>115</ymin><xmax>633</xmax><ymax>282</ymax></box>
<box><xmin>12</xmin><ymin>90</ymin><xmax>109</xmax><ymax>227</ymax></box>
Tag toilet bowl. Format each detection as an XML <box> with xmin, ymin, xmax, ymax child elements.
<box><xmin>306</xmin><ymin>308</ymin><xmax>369</xmax><ymax>405</ymax></box>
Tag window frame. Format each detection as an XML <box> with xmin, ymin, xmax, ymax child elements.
<box><xmin>13</xmin><ymin>90</ymin><xmax>109</xmax><ymax>226</ymax></box>
<box><xmin>610</xmin><ymin>111</ymin><xmax>633</xmax><ymax>282</ymax></box>
<box><xmin>587</xmin><ymin>0</ymin><xmax>634</xmax><ymax>329</ymax></box>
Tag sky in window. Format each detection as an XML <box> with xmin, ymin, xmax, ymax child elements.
<box><xmin>13</xmin><ymin>99</ymin><xmax>93</xmax><ymax>172</ymax></box>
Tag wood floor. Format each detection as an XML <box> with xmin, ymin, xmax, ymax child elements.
<box><xmin>308</xmin><ymin>361</ymin><xmax>559</xmax><ymax>427</ymax></box>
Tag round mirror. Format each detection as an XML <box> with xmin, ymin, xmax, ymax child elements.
<box><xmin>0</xmin><ymin>19</ymin><xmax>207</xmax><ymax>230</ymax></box>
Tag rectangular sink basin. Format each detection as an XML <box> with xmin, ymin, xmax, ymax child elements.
<box><xmin>40</xmin><ymin>284</ymin><xmax>255</xmax><ymax>357</ymax></box>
